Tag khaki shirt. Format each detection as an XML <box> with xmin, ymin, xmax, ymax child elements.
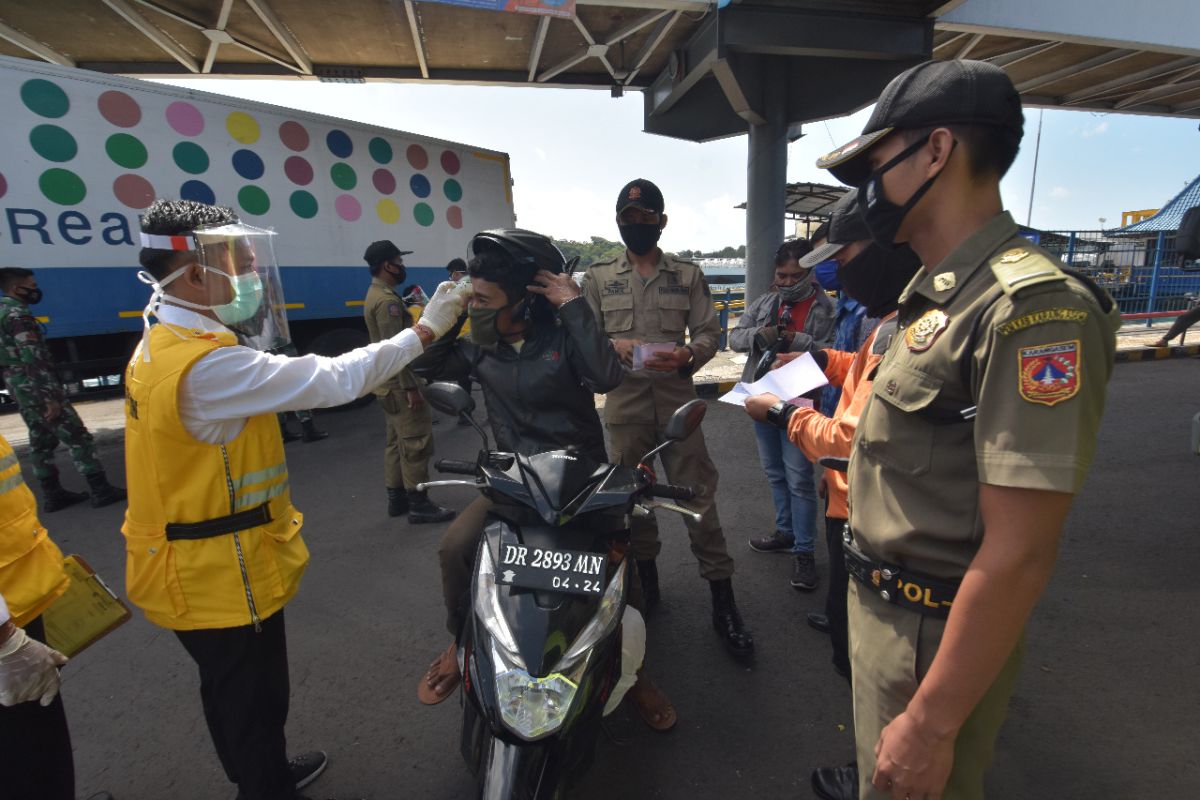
<box><xmin>363</xmin><ymin>277</ymin><xmax>419</xmax><ymax>393</ymax></box>
<box><xmin>848</xmin><ymin>212</ymin><xmax>1121</xmax><ymax>580</ymax></box>
<box><xmin>583</xmin><ymin>252</ymin><xmax>719</xmax><ymax>424</ymax></box>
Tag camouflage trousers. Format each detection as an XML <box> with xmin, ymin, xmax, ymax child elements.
<box><xmin>6</xmin><ymin>379</ymin><xmax>102</xmax><ymax>482</ymax></box>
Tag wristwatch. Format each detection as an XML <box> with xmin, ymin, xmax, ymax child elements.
<box><xmin>766</xmin><ymin>400</ymin><xmax>798</xmax><ymax>430</ymax></box>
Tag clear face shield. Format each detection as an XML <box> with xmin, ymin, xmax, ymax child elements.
<box><xmin>137</xmin><ymin>222</ymin><xmax>292</xmax><ymax>359</ymax></box>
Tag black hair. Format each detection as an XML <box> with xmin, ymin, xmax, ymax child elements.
<box><xmin>774</xmin><ymin>239</ymin><xmax>813</xmax><ymax>267</ymax></box>
<box><xmin>139</xmin><ymin>199</ymin><xmax>239</xmax><ymax>281</ymax></box>
<box><xmin>446</xmin><ymin>257</ymin><xmax>467</xmax><ymax>274</ymax></box>
<box><xmin>467</xmin><ymin>248</ymin><xmax>555</xmax><ymax>326</ymax></box>
<box><xmin>0</xmin><ymin>267</ymin><xmax>34</xmax><ymax>292</ymax></box>
<box><xmin>902</xmin><ymin>123</ymin><xmax>1021</xmax><ymax>181</ymax></box>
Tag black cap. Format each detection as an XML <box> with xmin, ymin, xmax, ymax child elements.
<box><xmin>817</xmin><ymin>59</ymin><xmax>1024</xmax><ymax>187</ymax></box>
<box><xmin>616</xmin><ymin>178</ymin><xmax>665</xmax><ymax>215</ymax></box>
<box><xmin>363</xmin><ymin>240</ymin><xmax>412</xmax><ymax>268</ymax></box>
<box><xmin>799</xmin><ymin>192</ymin><xmax>870</xmax><ymax>267</ymax></box>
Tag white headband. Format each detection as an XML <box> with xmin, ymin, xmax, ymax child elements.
<box><xmin>139</xmin><ymin>232</ymin><xmax>197</xmax><ymax>251</ymax></box>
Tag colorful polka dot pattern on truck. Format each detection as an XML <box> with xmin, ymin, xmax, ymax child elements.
<box><xmin>14</xmin><ymin>77</ymin><xmax>471</xmax><ymax>227</ymax></box>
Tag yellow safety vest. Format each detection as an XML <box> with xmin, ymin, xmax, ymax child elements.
<box><xmin>122</xmin><ymin>324</ymin><xmax>309</xmax><ymax>631</ymax></box>
<box><xmin>0</xmin><ymin>434</ymin><xmax>68</xmax><ymax>628</ymax></box>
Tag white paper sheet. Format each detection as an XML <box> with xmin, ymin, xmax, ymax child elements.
<box><xmin>718</xmin><ymin>352</ymin><xmax>829</xmax><ymax>407</ymax></box>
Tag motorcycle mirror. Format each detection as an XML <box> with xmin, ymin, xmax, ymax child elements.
<box><xmin>424</xmin><ymin>382</ymin><xmax>475</xmax><ymax>418</ymax></box>
<box><xmin>665</xmin><ymin>399</ymin><xmax>707</xmax><ymax>442</ymax></box>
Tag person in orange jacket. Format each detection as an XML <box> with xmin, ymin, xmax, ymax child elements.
<box><xmin>745</xmin><ymin>203</ymin><xmax>920</xmax><ymax>800</ymax></box>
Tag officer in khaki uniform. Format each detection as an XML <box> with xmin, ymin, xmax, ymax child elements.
<box><xmin>806</xmin><ymin>62</ymin><xmax>1121</xmax><ymax>800</ymax></box>
<box><xmin>362</xmin><ymin>241</ymin><xmax>454</xmax><ymax>524</ymax></box>
<box><xmin>583</xmin><ymin>179</ymin><xmax>752</xmax><ymax>660</ymax></box>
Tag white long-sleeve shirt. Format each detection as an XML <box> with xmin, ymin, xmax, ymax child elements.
<box><xmin>152</xmin><ymin>305</ymin><xmax>423</xmax><ymax>444</ymax></box>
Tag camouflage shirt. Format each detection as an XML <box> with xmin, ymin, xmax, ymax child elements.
<box><xmin>0</xmin><ymin>296</ymin><xmax>64</xmax><ymax>406</ymax></box>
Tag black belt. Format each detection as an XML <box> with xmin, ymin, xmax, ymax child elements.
<box><xmin>165</xmin><ymin>503</ymin><xmax>272</xmax><ymax>541</ymax></box>
<box><xmin>843</xmin><ymin>527</ymin><xmax>959</xmax><ymax>619</ymax></box>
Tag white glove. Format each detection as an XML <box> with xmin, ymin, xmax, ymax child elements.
<box><xmin>0</xmin><ymin>624</ymin><xmax>69</xmax><ymax>707</ymax></box>
<box><xmin>418</xmin><ymin>280</ymin><xmax>471</xmax><ymax>339</ymax></box>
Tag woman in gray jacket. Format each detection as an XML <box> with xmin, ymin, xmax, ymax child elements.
<box><xmin>729</xmin><ymin>239</ymin><xmax>836</xmax><ymax>590</ymax></box>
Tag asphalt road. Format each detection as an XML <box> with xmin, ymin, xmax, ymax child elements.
<box><xmin>22</xmin><ymin>358</ymin><xmax>1199</xmax><ymax>800</ymax></box>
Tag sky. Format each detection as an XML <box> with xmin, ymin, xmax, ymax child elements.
<box><xmin>157</xmin><ymin>78</ymin><xmax>1200</xmax><ymax>251</ymax></box>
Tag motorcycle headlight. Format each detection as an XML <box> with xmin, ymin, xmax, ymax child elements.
<box><xmin>475</xmin><ymin>543</ymin><xmax>525</xmax><ymax>670</ymax></box>
<box><xmin>494</xmin><ymin>642</ymin><xmax>584</xmax><ymax>741</ymax></box>
<box><xmin>559</xmin><ymin>560</ymin><xmax>627</xmax><ymax>666</ymax></box>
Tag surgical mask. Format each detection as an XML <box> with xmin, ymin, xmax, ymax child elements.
<box><xmin>776</xmin><ymin>277</ymin><xmax>815</xmax><ymax>303</ymax></box>
<box><xmin>468</xmin><ymin>306</ymin><xmax>501</xmax><ymax>348</ymax></box>
<box><xmin>618</xmin><ymin>223</ymin><xmax>662</xmax><ymax>256</ymax></box>
<box><xmin>207</xmin><ymin>269</ymin><xmax>264</xmax><ymax>325</ymax></box>
<box><xmin>857</xmin><ymin>135</ymin><xmax>955</xmax><ymax>248</ymax></box>
<box><xmin>15</xmin><ymin>287</ymin><xmax>43</xmax><ymax>305</ymax></box>
<box><xmin>836</xmin><ymin>243</ymin><xmax>922</xmax><ymax>318</ymax></box>
<box><xmin>813</xmin><ymin>259</ymin><xmax>841</xmax><ymax>291</ymax></box>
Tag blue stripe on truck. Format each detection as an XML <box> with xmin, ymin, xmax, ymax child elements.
<box><xmin>31</xmin><ymin>265</ymin><xmax>449</xmax><ymax>339</ymax></box>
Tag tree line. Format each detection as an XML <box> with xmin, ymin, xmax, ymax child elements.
<box><xmin>554</xmin><ymin>237</ymin><xmax>746</xmax><ymax>268</ymax></box>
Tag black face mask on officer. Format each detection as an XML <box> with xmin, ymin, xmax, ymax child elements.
<box><xmin>836</xmin><ymin>243</ymin><xmax>921</xmax><ymax>318</ymax></box>
<box><xmin>618</xmin><ymin>223</ymin><xmax>662</xmax><ymax>257</ymax></box>
<box><xmin>384</xmin><ymin>259</ymin><xmax>407</xmax><ymax>285</ymax></box>
<box><xmin>14</xmin><ymin>286</ymin><xmax>43</xmax><ymax>305</ymax></box>
<box><xmin>858</xmin><ymin>134</ymin><xmax>956</xmax><ymax>248</ymax></box>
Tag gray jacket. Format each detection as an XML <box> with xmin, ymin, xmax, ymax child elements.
<box><xmin>728</xmin><ymin>286</ymin><xmax>837</xmax><ymax>382</ymax></box>
<box><xmin>410</xmin><ymin>298</ymin><xmax>623</xmax><ymax>463</ymax></box>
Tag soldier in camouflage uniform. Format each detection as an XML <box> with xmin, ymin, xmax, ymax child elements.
<box><xmin>0</xmin><ymin>268</ymin><xmax>125</xmax><ymax>512</ymax></box>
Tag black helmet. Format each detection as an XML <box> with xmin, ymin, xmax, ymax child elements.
<box><xmin>470</xmin><ymin>228</ymin><xmax>567</xmax><ymax>274</ymax></box>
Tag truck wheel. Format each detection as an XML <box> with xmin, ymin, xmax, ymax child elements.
<box><xmin>307</xmin><ymin>328</ymin><xmax>374</xmax><ymax>410</ymax></box>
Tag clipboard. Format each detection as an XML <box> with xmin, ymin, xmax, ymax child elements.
<box><xmin>42</xmin><ymin>554</ymin><xmax>131</xmax><ymax>657</ymax></box>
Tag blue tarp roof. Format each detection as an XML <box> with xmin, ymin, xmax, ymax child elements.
<box><xmin>1109</xmin><ymin>173</ymin><xmax>1200</xmax><ymax>236</ymax></box>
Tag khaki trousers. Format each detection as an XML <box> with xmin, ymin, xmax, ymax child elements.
<box><xmin>607</xmin><ymin>422</ymin><xmax>734</xmax><ymax>580</ymax></box>
<box><xmin>378</xmin><ymin>388</ymin><xmax>433</xmax><ymax>490</ymax></box>
<box><xmin>848</xmin><ymin>581</ymin><xmax>1026</xmax><ymax>800</ymax></box>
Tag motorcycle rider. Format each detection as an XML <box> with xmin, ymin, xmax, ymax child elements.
<box><xmin>411</xmin><ymin>229</ymin><xmax>677</xmax><ymax>730</ymax></box>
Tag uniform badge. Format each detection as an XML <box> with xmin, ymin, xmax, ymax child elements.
<box><xmin>387</xmin><ymin>303</ymin><xmax>402</xmax><ymax>317</ymax></box>
<box><xmin>999</xmin><ymin>248</ymin><xmax>1029</xmax><ymax>264</ymax></box>
<box><xmin>628</xmin><ymin>186</ymin><xmax>642</xmax><ymax>202</ymax></box>
<box><xmin>1018</xmin><ymin>340</ymin><xmax>1080</xmax><ymax>406</ymax></box>
<box><xmin>933</xmin><ymin>272</ymin><xmax>956</xmax><ymax>292</ymax></box>
<box><xmin>904</xmin><ymin>309</ymin><xmax>949</xmax><ymax>352</ymax></box>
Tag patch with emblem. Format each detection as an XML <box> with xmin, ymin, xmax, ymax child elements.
<box><xmin>904</xmin><ymin>309</ymin><xmax>949</xmax><ymax>352</ymax></box>
<box><xmin>603</xmin><ymin>279</ymin><xmax>630</xmax><ymax>296</ymax></box>
<box><xmin>1018</xmin><ymin>340</ymin><xmax>1080</xmax><ymax>406</ymax></box>
<box><xmin>999</xmin><ymin>248</ymin><xmax>1029</xmax><ymax>264</ymax></box>
<box><xmin>387</xmin><ymin>303</ymin><xmax>402</xmax><ymax>317</ymax></box>
<box><xmin>996</xmin><ymin>308</ymin><xmax>1089</xmax><ymax>336</ymax></box>
<box><xmin>933</xmin><ymin>272</ymin><xmax>956</xmax><ymax>292</ymax></box>
<box><xmin>628</xmin><ymin>185</ymin><xmax>642</xmax><ymax>202</ymax></box>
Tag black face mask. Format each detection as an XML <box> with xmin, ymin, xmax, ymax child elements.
<box><xmin>15</xmin><ymin>287</ymin><xmax>43</xmax><ymax>305</ymax></box>
<box><xmin>386</xmin><ymin>263</ymin><xmax>407</xmax><ymax>284</ymax></box>
<box><xmin>618</xmin><ymin>223</ymin><xmax>662</xmax><ymax>256</ymax></box>
<box><xmin>857</xmin><ymin>135</ymin><xmax>955</xmax><ymax>248</ymax></box>
<box><xmin>836</xmin><ymin>243</ymin><xmax>922</xmax><ymax>318</ymax></box>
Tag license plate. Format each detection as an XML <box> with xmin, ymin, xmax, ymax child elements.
<box><xmin>496</xmin><ymin>533</ymin><xmax>606</xmax><ymax>596</ymax></box>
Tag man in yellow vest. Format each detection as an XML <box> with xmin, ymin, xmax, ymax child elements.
<box><xmin>124</xmin><ymin>199</ymin><xmax>467</xmax><ymax>800</ymax></box>
<box><xmin>0</xmin><ymin>433</ymin><xmax>113</xmax><ymax>800</ymax></box>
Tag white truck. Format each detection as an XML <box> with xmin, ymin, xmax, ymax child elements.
<box><xmin>0</xmin><ymin>54</ymin><xmax>515</xmax><ymax>392</ymax></box>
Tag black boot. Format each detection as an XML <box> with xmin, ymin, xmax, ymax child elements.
<box><xmin>709</xmin><ymin>578</ymin><xmax>755</xmax><ymax>659</ymax></box>
<box><xmin>85</xmin><ymin>471</ymin><xmax>127</xmax><ymax>509</ymax></box>
<box><xmin>407</xmin><ymin>490</ymin><xmax>455</xmax><ymax>524</ymax></box>
<box><xmin>38</xmin><ymin>475</ymin><xmax>88</xmax><ymax>514</ymax></box>
<box><xmin>279</xmin><ymin>417</ymin><xmax>301</xmax><ymax>443</ymax></box>
<box><xmin>301</xmin><ymin>418</ymin><xmax>328</xmax><ymax>442</ymax></box>
<box><xmin>387</xmin><ymin>488</ymin><xmax>409</xmax><ymax>518</ymax></box>
<box><xmin>811</xmin><ymin>763</ymin><xmax>858</xmax><ymax>800</ymax></box>
<box><xmin>637</xmin><ymin>559</ymin><xmax>661</xmax><ymax>614</ymax></box>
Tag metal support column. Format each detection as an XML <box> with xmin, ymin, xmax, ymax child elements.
<box><xmin>744</xmin><ymin>59</ymin><xmax>788</xmax><ymax>304</ymax></box>
<box><xmin>1145</xmin><ymin>230</ymin><xmax>1166</xmax><ymax>318</ymax></box>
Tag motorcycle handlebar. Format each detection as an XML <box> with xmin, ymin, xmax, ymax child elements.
<box><xmin>435</xmin><ymin>459</ymin><xmax>478</xmax><ymax>475</ymax></box>
<box><xmin>649</xmin><ymin>483</ymin><xmax>695</xmax><ymax>501</ymax></box>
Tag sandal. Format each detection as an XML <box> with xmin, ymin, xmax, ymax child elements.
<box><xmin>627</xmin><ymin>674</ymin><xmax>677</xmax><ymax>732</ymax></box>
<box><xmin>1146</xmin><ymin>339</ymin><xmax>1169</xmax><ymax>348</ymax></box>
<box><xmin>417</xmin><ymin>643</ymin><xmax>461</xmax><ymax>705</ymax></box>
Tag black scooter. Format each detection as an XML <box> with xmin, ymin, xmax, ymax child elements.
<box><xmin>419</xmin><ymin>383</ymin><xmax>705</xmax><ymax>800</ymax></box>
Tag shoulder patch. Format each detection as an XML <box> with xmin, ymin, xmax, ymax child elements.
<box><xmin>387</xmin><ymin>303</ymin><xmax>403</xmax><ymax>317</ymax></box>
<box><xmin>989</xmin><ymin>247</ymin><xmax>1067</xmax><ymax>298</ymax></box>
<box><xmin>1018</xmin><ymin>340</ymin><xmax>1080</xmax><ymax>406</ymax></box>
<box><xmin>996</xmin><ymin>308</ymin><xmax>1089</xmax><ymax>336</ymax></box>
